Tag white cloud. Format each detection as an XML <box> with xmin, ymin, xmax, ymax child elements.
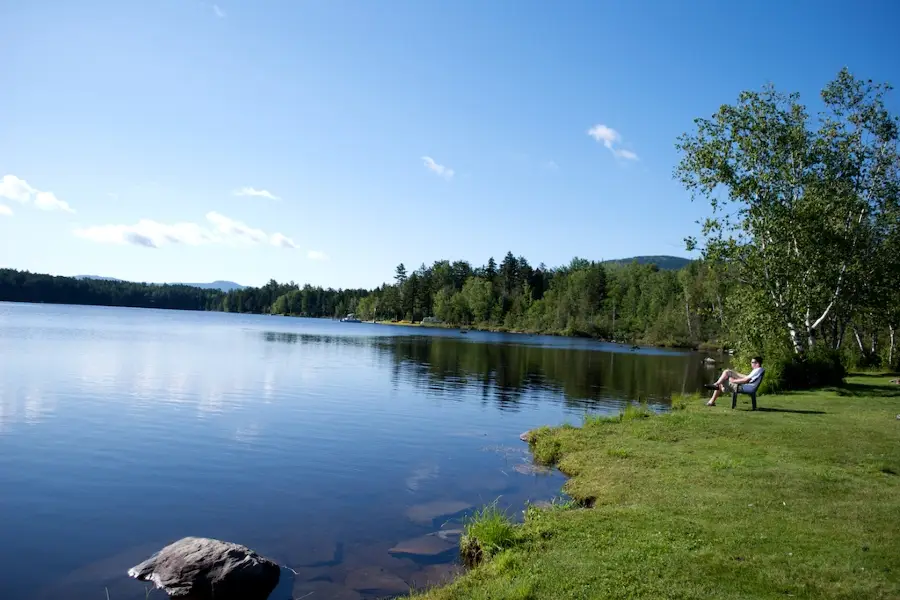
<box><xmin>34</xmin><ymin>191</ymin><xmax>75</xmax><ymax>213</ymax></box>
<box><xmin>206</xmin><ymin>211</ymin><xmax>268</xmax><ymax>243</ymax></box>
<box><xmin>587</xmin><ymin>124</ymin><xmax>639</xmax><ymax>161</ymax></box>
<box><xmin>421</xmin><ymin>156</ymin><xmax>454</xmax><ymax>180</ymax></box>
<box><xmin>0</xmin><ymin>204</ymin><xmax>12</xmax><ymax>216</ymax></box>
<box><xmin>270</xmin><ymin>233</ymin><xmax>298</xmax><ymax>249</ymax></box>
<box><xmin>307</xmin><ymin>250</ymin><xmax>329</xmax><ymax>261</ymax></box>
<box><xmin>234</xmin><ymin>186</ymin><xmax>280</xmax><ymax>201</ymax></box>
<box><xmin>74</xmin><ymin>212</ymin><xmax>296</xmax><ymax>250</ymax></box>
<box><xmin>542</xmin><ymin>159</ymin><xmax>560</xmax><ymax>172</ymax></box>
<box><xmin>0</xmin><ymin>174</ymin><xmax>76</xmax><ymax>212</ymax></box>
<box><xmin>74</xmin><ymin>219</ymin><xmax>212</xmax><ymax>248</ymax></box>
<box><xmin>0</xmin><ymin>175</ymin><xmax>34</xmax><ymax>203</ymax></box>
<box><xmin>587</xmin><ymin>124</ymin><xmax>620</xmax><ymax>148</ymax></box>
<box><xmin>213</xmin><ymin>4</ymin><xmax>226</xmax><ymax>18</ymax></box>
<box><xmin>614</xmin><ymin>149</ymin><xmax>639</xmax><ymax>161</ymax></box>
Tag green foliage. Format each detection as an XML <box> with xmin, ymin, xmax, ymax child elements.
<box><xmin>772</xmin><ymin>348</ymin><xmax>847</xmax><ymax>392</ymax></box>
<box><xmin>459</xmin><ymin>501</ymin><xmax>518</xmax><ymax>567</ymax></box>
<box><xmin>743</xmin><ymin>343</ymin><xmax>846</xmax><ymax>393</ymax></box>
<box><xmin>677</xmin><ymin>68</ymin><xmax>900</xmax><ymax>356</ymax></box>
<box><xmin>0</xmin><ymin>269</ymin><xmax>226</xmax><ymax>310</ymax></box>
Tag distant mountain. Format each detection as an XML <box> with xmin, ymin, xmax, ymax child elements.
<box><xmin>76</xmin><ymin>275</ymin><xmax>124</xmax><ymax>282</ymax></box>
<box><xmin>76</xmin><ymin>276</ymin><xmax>244</xmax><ymax>292</ymax></box>
<box><xmin>180</xmin><ymin>281</ymin><xmax>245</xmax><ymax>292</ymax></box>
<box><xmin>603</xmin><ymin>255</ymin><xmax>692</xmax><ymax>271</ymax></box>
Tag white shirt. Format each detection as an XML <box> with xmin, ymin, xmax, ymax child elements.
<box><xmin>747</xmin><ymin>367</ymin><xmax>764</xmax><ymax>384</ymax></box>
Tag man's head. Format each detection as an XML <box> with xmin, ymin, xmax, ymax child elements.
<box><xmin>751</xmin><ymin>356</ymin><xmax>763</xmax><ymax>369</ymax></box>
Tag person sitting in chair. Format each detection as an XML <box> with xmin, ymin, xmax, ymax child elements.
<box><xmin>704</xmin><ymin>356</ymin><xmax>764</xmax><ymax>407</ymax></box>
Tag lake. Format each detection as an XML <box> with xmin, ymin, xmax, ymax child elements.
<box><xmin>0</xmin><ymin>302</ymin><xmax>711</xmax><ymax>600</ymax></box>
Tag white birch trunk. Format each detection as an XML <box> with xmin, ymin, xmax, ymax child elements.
<box><xmin>888</xmin><ymin>325</ymin><xmax>895</xmax><ymax>367</ymax></box>
<box><xmin>853</xmin><ymin>327</ymin><xmax>865</xmax><ymax>353</ymax></box>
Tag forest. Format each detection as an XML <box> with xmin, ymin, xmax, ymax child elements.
<box><xmin>2</xmin><ymin>69</ymin><xmax>898</xmax><ymax>383</ymax></box>
<box><xmin>0</xmin><ymin>255</ymin><xmax>719</xmax><ymax>349</ymax></box>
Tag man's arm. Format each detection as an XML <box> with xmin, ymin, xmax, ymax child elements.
<box><xmin>731</xmin><ymin>369</ymin><xmax>759</xmax><ymax>385</ymax></box>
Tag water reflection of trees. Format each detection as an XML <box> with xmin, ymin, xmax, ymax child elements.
<box><xmin>262</xmin><ymin>331</ymin><xmax>708</xmax><ymax>409</ymax></box>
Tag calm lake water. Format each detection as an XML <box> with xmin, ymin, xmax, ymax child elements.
<box><xmin>0</xmin><ymin>302</ymin><xmax>710</xmax><ymax>600</ymax></box>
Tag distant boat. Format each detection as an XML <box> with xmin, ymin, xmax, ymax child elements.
<box><xmin>460</xmin><ymin>328</ymin><xmax>469</xmax><ymax>334</ymax></box>
<box><xmin>340</xmin><ymin>313</ymin><xmax>362</xmax><ymax>323</ymax></box>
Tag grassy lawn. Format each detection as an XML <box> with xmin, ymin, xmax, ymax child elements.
<box><xmin>413</xmin><ymin>374</ymin><xmax>900</xmax><ymax>600</ymax></box>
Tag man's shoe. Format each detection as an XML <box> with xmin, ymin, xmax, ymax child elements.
<box><xmin>703</xmin><ymin>383</ymin><xmax>720</xmax><ymax>390</ymax></box>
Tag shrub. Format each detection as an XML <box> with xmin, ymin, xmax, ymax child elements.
<box><xmin>760</xmin><ymin>347</ymin><xmax>846</xmax><ymax>392</ymax></box>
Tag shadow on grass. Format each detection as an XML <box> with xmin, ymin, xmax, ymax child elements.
<box><xmin>831</xmin><ymin>382</ymin><xmax>900</xmax><ymax>398</ymax></box>
<box><xmin>847</xmin><ymin>372</ymin><xmax>900</xmax><ymax>379</ymax></box>
<box><xmin>755</xmin><ymin>407</ymin><xmax>826</xmax><ymax>415</ymax></box>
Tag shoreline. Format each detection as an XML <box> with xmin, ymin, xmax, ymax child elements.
<box><xmin>0</xmin><ymin>300</ymin><xmax>723</xmax><ymax>353</ymax></box>
<box><xmin>370</xmin><ymin>319</ymin><xmax>718</xmax><ymax>352</ymax></box>
<box><xmin>411</xmin><ymin>374</ymin><xmax>900</xmax><ymax>599</ymax></box>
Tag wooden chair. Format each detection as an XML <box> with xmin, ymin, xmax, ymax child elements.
<box><xmin>731</xmin><ymin>372</ymin><xmax>764</xmax><ymax>410</ymax></box>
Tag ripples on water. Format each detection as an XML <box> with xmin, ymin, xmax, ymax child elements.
<box><xmin>0</xmin><ymin>303</ymin><xmax>709</xmax><ymax>600</ymax></box>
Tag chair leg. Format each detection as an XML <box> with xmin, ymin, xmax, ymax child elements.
<box><xmin>751</xmin><ymin>393</ymin><xmax>757</xmax><ymax>411</ymax></box>
<box><xmin>731</xmin><ymin>390</ymin><xmax>738</xmax><ymax>409</ymax></box>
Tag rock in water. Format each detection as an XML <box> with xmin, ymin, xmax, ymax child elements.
<box><xmin>127</xmin><ymin>537</ymin><xmax>280</xmax><ymax>600</ymax></box>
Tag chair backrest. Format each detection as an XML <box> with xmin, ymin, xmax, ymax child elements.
<box><xmin>745</xmin><ymin>369</ymin><xmax>764</xmax><ymax>394</ymax></box>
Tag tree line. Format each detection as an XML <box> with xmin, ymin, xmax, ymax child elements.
<box><xmin>0</xmin><ymin>256</ymin><xmax>726</xmax><ymax>349</ymax></box>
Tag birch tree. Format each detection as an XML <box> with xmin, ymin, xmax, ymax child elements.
<box><xmin>676</xmin><ymin>69</ymin><xmax>900</xmax><ymax>354</ymax></box>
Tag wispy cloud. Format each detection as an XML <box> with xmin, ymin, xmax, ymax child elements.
<box><xmin>421</xmin><ymin>156</ymin><xmax>454</xmax><ymax>180</ymax></box>
<box><xmin>74</xmin><ymin>212</ymin><xmax>296</xmax><ymax>249</ymax></box>
<box><xmin>307</xmin><ymin>250</ymin><xmax>329</xmax><ymax>261</ymax></box>
<box><xmin>542</xmin><ymin>159</ymin><xmax>560</xmax><ymax>172</ymax></box>
<box><xmin>270</xmin><ymin>233</ymin><xmax>298</xmax><ymax>249</ymax></box>
<box><xmin>206</xmin><ymin>211</ymin><xmax>268</xmax><ymax>243</ymax></box>
<box><xmin>233</xmin><ymin>186</ymin><xmax>281</xmax><ymax>201</ymax></box>
<box><xmin>0</xmin><ymin>174</ymin><xmax>76</xmax><ymax>213</ymax></box>
<box><xmin>213</xmin><ymin>4</ymin><xmax>226</xmax><ymax>18</ymax></box>
<box><xmin>587</xmin><ymin>124</ymin><xmax>639</xmax><ymax>161</ymax></box>
<box><xmin>0</xmin><ymin>204</ymin><xmax>12</xmax><ymax>216</ymax></box>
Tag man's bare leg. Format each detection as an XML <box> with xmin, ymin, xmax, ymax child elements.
<box><xmin>706</xmin><ymin>369</ymin><xmax>745</xmax><ymax>406</ymax></box>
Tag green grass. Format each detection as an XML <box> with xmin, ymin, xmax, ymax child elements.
<box><xmin>414</xmin><ymin>374</ymin><xmax>900</xmax><ymax>600</ymax></box>
<box><xmin>459</xmin><ymin>501</ymin><xmax>519</xmax><ymax>567</ymax></box>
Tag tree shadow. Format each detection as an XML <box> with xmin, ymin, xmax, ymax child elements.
<box><xmin>848</xmin><ymin>372</ymin><xmax>899</xmax><ymax>379</ymax></box>
<box><xmin>830</xmin><ymin>382</ymin><xmax>900</xmax><ymax>399</ymax></box>
<box><xmin>755</xmin><ymin>407</ymin><xmax>826</xmax><ymax>415</ymax></box>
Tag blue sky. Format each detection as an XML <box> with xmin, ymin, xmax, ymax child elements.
<box><xmin>2</xmin><ymin>0</ymin><xmax>898</xmax><ymax>288</ymax></box>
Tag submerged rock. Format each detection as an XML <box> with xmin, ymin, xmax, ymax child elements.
<box><xmin>408</xmin><ymin>563</ymin><xmax>464</xmax><ymax>589</ymax></box>
<box><xmin>405</xmin><ymin>500</ymin><xmax>472</xmax><ymax>524</ymax></box>
<box><xmin>292</xmin><ymin>580</ymin><xmax>362</xmax><ymax>600</ymax></box>
<box><xmin>388</xmin><ymin>535</ymin><xmax>455</xmax><ymax>557</ymax></box>
<box><xmin>127</xmin><ymin>537</ymin><xmax>280</xmax><ymax>600</ymax></box>
<box><xmin>435</xmin><ymin>528</ymin><xmax>464</xmax><ymax>543</ymax></box>
<box><xmin>513</xmin><ymin>462</ymin><xmax>552</xmax><ymax>476</ymax></box>
<box><xmin>519</xmin><ymin>431</ymin><xmax>532</xmax><ymax>443</ymax></box>
<box><xmin>343</xmin><ymin>566</ymin><xmax>409</xmax><ymax>595</ymax></box>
